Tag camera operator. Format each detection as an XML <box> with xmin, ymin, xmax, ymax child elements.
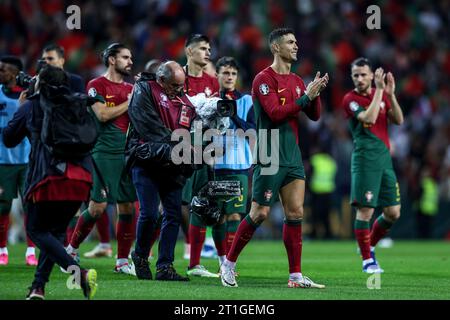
<box><xmin>41</xmin><ymin>44</ymin><xmax>85</xmax><ymax>93</ymax></box>
<box><xmin>0</xmin><ymin>56</ymin><xmax>37</xmax><ymax>266</ymax></box>
<box><xmin>127</xmin><ymin>61</ymin><xmax>196</xmax><ymax>281</ymax></box>
<box><xmin>2</xmin><ymin>64</ymin><xmax>98</xmax><ymax>299</ymax></box>
<box><xmin>186</xmin><ymin>57</ymin><xmax>256</xmax><ymax>276</ymax></box>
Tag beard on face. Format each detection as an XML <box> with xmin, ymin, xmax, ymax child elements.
<box><xmin>116</xmin><ymin>64</ymin><xmax>131</xmax><ymax>76</ymax></box>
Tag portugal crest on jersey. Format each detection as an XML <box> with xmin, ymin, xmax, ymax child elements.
<box><xmin>204</xmin><ymin>87</ymin><xmax>212</xmax><ymax>97</ymax></box>
<box><xmin>88</xmin><ymin>87</ymin><xmax>97</xmax><ymax>98</ymax></box>
<box><xmin>350</xmin><ymin>101</ymin><xmax>359</xmax><ymax>112</ymax></box>
<box><xmin>259</xmin><ymin>84</ymin><xmax>269</xmax><ymax>95</ymax></box>
<box><xmin>295</xmin><ymin>86</ymin><xmax>301</xmax><ymax>97</ymax></box>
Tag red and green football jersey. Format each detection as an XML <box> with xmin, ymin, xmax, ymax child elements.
<box><xmin>342</xmin><ymin>88</ymin><xmax>393</xmax><ymax>172</ymax></box>
<box><xmin>184</xmin><ymin>71</ymin><xmax>219</xmax><ymax>97</ymax></box>
<box><xmin>252</xmin><ymin>67</ymin><xmax>316</xmax><ymax>167</ymax></box>
<box><xmin>87</xmin><ymin>76</ymin><xmax>133</xmax><ymax>156</ymax></box>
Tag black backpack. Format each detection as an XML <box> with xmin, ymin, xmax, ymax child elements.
<box><xmin>39</xmin><ymin>88</ymin><xmax>99</xmax><ymax>159</ymax></box>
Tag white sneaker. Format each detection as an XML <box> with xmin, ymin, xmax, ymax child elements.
<box><xmin>84</xmin><ymin>244</ymin><xmax>112</xmax><ymax>258</ymax></box>
<box><xmin>114</xmin><ymin>262</ymin><xmax>136</xmax><ymax>276</ymax></box>
<box><xmin>287</xmin><ymin>276</ymin><xmax>325</xmax><ymax>289</ymax></box>
<box><xmin>187</xmin><ymin>265</ymin><xmax>219</xmax><ymax>278</ymax></box>
<box><xmin>363</xmin><ymin>259</ymin><xmax>384</xmax><ymax>274</ymax></box>
<box><xmin>220</xmin><ymin>263</ymin><xmax>238</xmax><ymax>287</ymax></box>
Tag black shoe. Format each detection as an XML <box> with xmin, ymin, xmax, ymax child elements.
<box><xmin>26</xmin><ymin>286</ymin><xmax>45</xmax><ymax>300</ymax></box>
<box><xmin>131</xmin><ymin>251</ymin><xmax>152</xmax><ymax>280</ymax></box>
<box><xmin>156</xmin><ymin>265</ymin><xmax>190</xmax><ymax>281</ymax></box>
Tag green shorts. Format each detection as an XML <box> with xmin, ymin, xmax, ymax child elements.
<box><xmin>351</xmin><ymin>168</ymin><xmax>400</xmax><ymax>208</ymax></box>
<box><xmin>252</xmin><ymin>164</ymin><xmax>305</xmax><ymax>207</ymax></box>
<box><xmin>181</xmin><ymin>165</ymin><xmax>209</xmax><ymax>205</ymax></box>
<box><xmin>91</xmin><ymin>155</ymin><xmax>136</xmax><ymax>204</ymax></box>
<box><xmin>216</xmin><ymin>174</ymin><xmax>249</xmax><ymax>215</ymax></box>
<box><xmin>0</xmin><ymin>164</ymin><xmax>27</xmax><ymax>201</ymax></box>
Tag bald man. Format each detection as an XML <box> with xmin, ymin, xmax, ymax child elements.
<box><xmin>127</xmin><ymin>61</ymin><xmax>196</xmax><ymax>281</ymax></box>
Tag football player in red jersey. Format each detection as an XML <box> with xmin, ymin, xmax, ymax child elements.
<box><xmin>220</xmin><ymin>28</ymin><xmax>328</xmax><ymax>288</ymax></box>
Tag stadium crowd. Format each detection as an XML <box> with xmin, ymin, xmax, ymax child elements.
<box><xmin>0</xmin><ymin>0</ymin><xmax>449</xmax><ymax>242</ymax></box>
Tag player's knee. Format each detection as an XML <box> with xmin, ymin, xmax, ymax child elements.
<box><xmin>385</xmin><ymin>207</ymin><xmax>401</xmax><ymax>222</ymax></box>
<box><xmin>252</xmin><ymin>208</ymin><xmax>270</xmax><ymax>224</ymax></box>
<box><xmin>227</xmin><ymin>213</ymin><xmax>241</xmax><ymax>222</ymax></box>
<box><xmin>356</xmin><ymin>207</ymin><xmax>374</xmax><ymax>221</ymax></box>
<box><xmin>88</xmin><ymin>201</ymin><xmax>107</xmax><ymax>218</ymax></box>
<box><xmin>284</xmin><ymin>205</ymin><xmax>304</xmax><ymax>220</ymax></box>
<box><xmin>118</xmin><ymin>202</ymin><xmax>134</xmax><ymax>214</ymax></box>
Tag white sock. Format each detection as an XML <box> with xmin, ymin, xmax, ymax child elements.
<box><xmin>218</xmin><ymin>255</ymin><xmax>226</xmax><ymax>266</ymax></box>
<box><xmin>67</xmin><ymin>244</ymin><xmax>77</xmax><ymax>254</ymax></box>
<box><xmin>116</xmin><ymin>258</ymin><xmax>128</xmax><ymax>266</ymax></box>
<box><xmin>0</xmin><ymin>247</ymin><xmax>8</xmax><ymax>255</ymax></box>
<box><xmin>289</xmin><ymin>272</ymin><xmax>303</xmax><ymax>281</ymax></box>
<box><xmin>363</xmin><ymin>258</ymin><xmax>374</xmax><ymax>266</ymax></box>
<box><xmin>26</xmin><ymin>247</ymin><xmax>35</xmax><ymax>257</ymax></box>
<box><xmin>224</xmin><ymin>258</ymin><xmax>236</xmax><ymax>269</ymax></box>
<box><xmin>99</xmin><ymin>242</ymin><xmax>111</xmax><ymax>248</ymax></box>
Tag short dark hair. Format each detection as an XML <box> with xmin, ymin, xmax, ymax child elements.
<box><xmin>101</xmin><ymin>43</ymin><xmax>128</xmax><ymax>67</ymax></box>
<box><xmin>268</xmin><ymin>28</ymin><xmax>295</xmax><ymax>45</ymax></box>
<box><xmin>185</xmin><ymin>33</ymin><xmax>210</xmax><ymax>48</ymax></box>
<box><xmin>215</xmin><ymin>56</ymin><xmax>239</xmax><ymax>73</ymax></box>
<box><xmin>43</xmin><ymin>44</ymin><xmax>65</xmax><ymax>58</ymax></box>
<box><xmin>0</xmin><ymin>55</ymin><xmax>23</xmax><ymax>71</ymax></box>
<box><xmin>351</xmin><ymin>57</ymin><xmax>372</xmax><ymax>71</ymax></box>
<box><xmin>38</xmin><ymin>64</ymin><xmax>69</xmax><ymax>88</ymax></box>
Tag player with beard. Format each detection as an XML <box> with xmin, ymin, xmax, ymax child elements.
<box><xmin>342</xmin><ymin>57</ymin><xmax>403</xmax><ymax>273</ymax></box>
<box><xmin>66</xmin><ymin>43</ymin><xmax>137</xmax><ymax>276</ymax></box>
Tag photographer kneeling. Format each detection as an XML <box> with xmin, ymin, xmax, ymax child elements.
<box><xmin>2</xmin><ymin>65</ymin><xmax>98</xmax><ymax>300</ymax></box>
<box><xmin>127</xmin><ymin>61</ymin><xmax>196</xmax><ymax>281</ymax></box>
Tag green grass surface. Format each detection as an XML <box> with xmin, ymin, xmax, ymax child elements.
<box><xmin>0</xmin><ymin>241</ymin><xmax>449</xmax><ymax>300</ymax></box>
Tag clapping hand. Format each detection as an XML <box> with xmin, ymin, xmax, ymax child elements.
<box><xmin>305</xmin><ymin>71</ymin><xmax>329</xmax><ymax>101</ymax></box>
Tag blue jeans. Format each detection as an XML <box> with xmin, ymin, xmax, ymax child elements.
<box><xmin>132</xmin><ymin>165</ymin><xmax>182</xmax><ymax>269</ymax></box>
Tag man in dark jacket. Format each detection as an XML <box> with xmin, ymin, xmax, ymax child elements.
<box><xmin>128</xmin><ymin>61</ymin><xmax>196</xmax><ymax>281</ymax></box>
<box><xmin>2</xmin><ymin>65</ymin><xmax>98</xmax><ymax>300</ymax></box>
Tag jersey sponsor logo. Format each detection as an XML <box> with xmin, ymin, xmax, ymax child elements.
<box><xmin>106</xmin><ymin>95</ymin><xmax>115</xmax><ymax>99</ymax></box>
<box><xmin>259</xmin><ymin>84</ymin><xmax>269</xmax><ymax>95</ymax></box>
<box><xmin>277</xmin><ymin>88</ymin><xmax>286</xmax><ymax>93</ymax></box>
<box><xmin>88</xmin><ymin>88</ymin><xmax>97</xmax><ymax>97</ymax></box>
<box><xmin>365</xmin><ymin>191</ymin><xmax>374</xmax><ymax>203</ymax></box>
<box><xmin>204</xmin><ymin>87</ymin><xmax>212</xmax><ymax>97</ymax></box>
<box><xmin>350</xmin><ymin>101</ymin><xmax>359</xmax><ymax>112</ymax></box>
<box><xmin>264</xmin><ymin>189</ymin><xmax>273</xmax><ymax>202</ymax></box>
<box><xmin>295</xmin><ymin>86</ymin><xmax>301</xmax><ymax>97</ymax></box>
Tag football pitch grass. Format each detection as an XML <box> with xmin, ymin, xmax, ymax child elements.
<box><xmin>0</xmin><ymin>240</ymin><xmax>449</xmax><ymax>300</ymax></box>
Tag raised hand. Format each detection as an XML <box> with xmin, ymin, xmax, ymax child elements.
<box><xmin>305</xmin><ymin>71</ymin><xmax>329</xmax><ymax>100</ymax></box>
<box><xmin>385</xmin><ymin>72</ymin><xmax>395</xmax><ymax>97</ymax></box>
<box><xmin>374</xmin><ymin>67</ymin><xmax>386</xmax><ymax>90</ymax></box>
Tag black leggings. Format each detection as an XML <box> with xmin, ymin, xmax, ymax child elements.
<box><xmin>26</xmin><ymin>201</ymin><xmax>81</xmax><ymax>288</ymax></box>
